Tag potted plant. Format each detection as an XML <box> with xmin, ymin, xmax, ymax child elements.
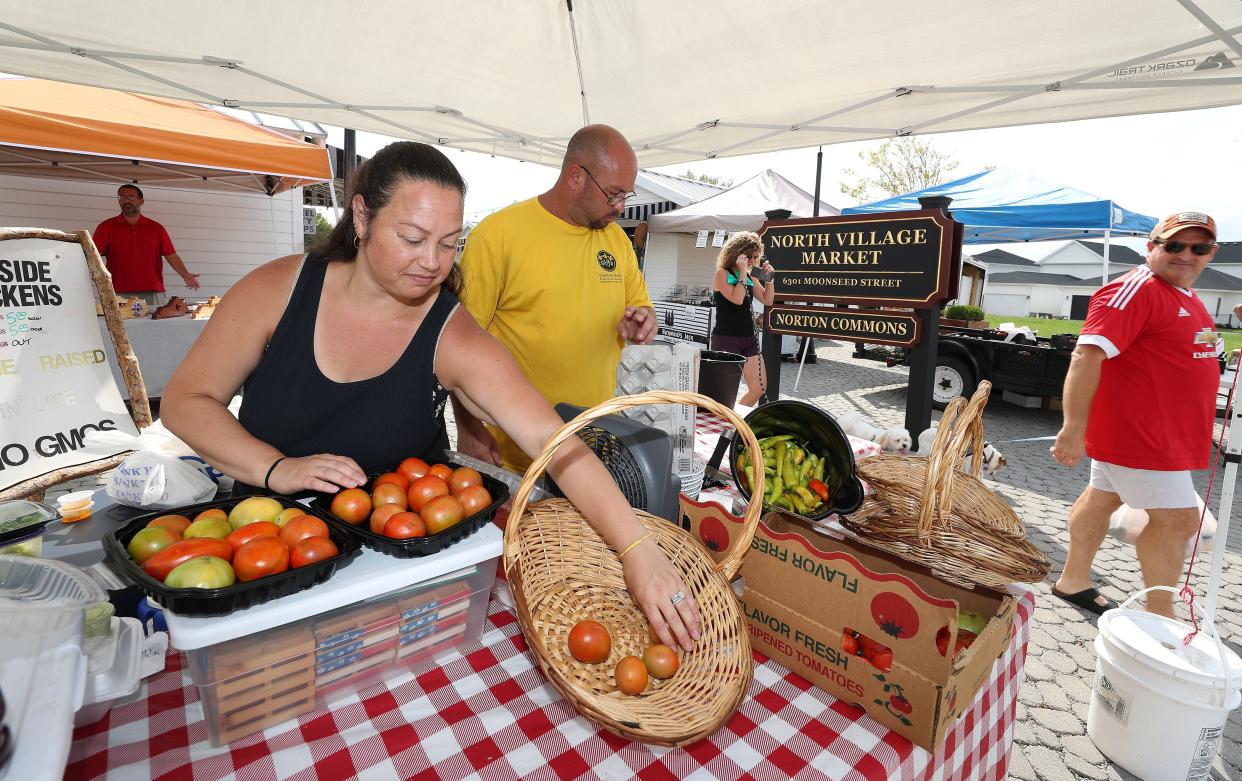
<box><xmin>942</xmin><ymin>304</ymin><xmax>988</xmax><ymax>329</ymax></box>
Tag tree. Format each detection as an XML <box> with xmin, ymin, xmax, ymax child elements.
<box><xmin>839</xmin><ymin>137</ymin><xmax>959</xmax><ymax>203</ymax></box>
<box><xmin>313</xmin><ymin>213</ymin><xmax>333</xmax><ymax>242</ymax></box>
<box><xmin>682</xmin><ymin>170</ymin><xmax>733</xmax><ymax>188</ymax></box>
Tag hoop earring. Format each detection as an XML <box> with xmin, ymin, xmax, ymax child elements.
<box><xmin>352</xmin><ymin>234</ymin><xmax>359</xmax><ymax>249</ymax></box>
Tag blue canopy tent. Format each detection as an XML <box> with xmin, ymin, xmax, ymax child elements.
<box><xmin>842</xmin><ymin>168</ymin><xmax>1159</xmax><ymax>285</ymax></box>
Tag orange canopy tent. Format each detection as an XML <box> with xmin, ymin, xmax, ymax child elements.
<box><xmin>0</xmin><ymin>79</ymin><xmax>331</xmax><ymax>194</ymax></box>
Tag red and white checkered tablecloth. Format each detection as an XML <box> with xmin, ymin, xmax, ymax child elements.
<box><xmin>66</xmin><ymin>586</ymin><xmax>1033</xmax><ymax>781</ymax></box>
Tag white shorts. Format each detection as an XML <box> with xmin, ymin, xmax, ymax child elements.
<box><xmin>1089</xmin><ymin>460</ymin><xmax>1197</xmax><ymax>509</ymax></box>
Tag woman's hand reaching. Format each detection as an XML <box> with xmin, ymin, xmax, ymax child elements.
<box><xmin>621</xmin><ymin>536</ymin><xmax>702</xmax><ymax>651</ymax></box>
<box><xmin>267</xmin><ymin>453</ymin><xmax>367</xmax><ymax>494</ymax></box>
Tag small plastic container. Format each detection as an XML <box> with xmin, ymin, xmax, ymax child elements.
<box><xmin>57</xmin><ymin>491</ymin><xmax>95</xmax><ymax>523</ymax></box>
<box><xmin>75</xmin><ymin>617</ymin><xmax>143</xmax><ymax>727</ymax></box>
<box><xmin>0</xmin><ymin>500</ymin><xmax>58</xmax><ymax>557</ymax></box>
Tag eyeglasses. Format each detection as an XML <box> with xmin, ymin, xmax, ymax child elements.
<box><xmin>1154</xmin><ymin>238</ymin><xmax>1218</xmax><ymax>256</ymax></box>
<box><xmin>580</xmin><ymin>165</ymin><xmax>635</xmax><ymax>207</ymax></box>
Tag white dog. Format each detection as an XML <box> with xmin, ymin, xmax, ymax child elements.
<box><xmin>836</xmin><ymin>411</ymin><xmax>912</xmax><ymax>454</ymax></box>
<box><xmin>914</xmin><ymin>426</ymin><xmax>1007</xmax><ymax>475</ymax></box>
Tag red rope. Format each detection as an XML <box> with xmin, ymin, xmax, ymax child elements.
<box><xmin>1181</xmin><ymin>357</ymin><xmax>1239</xmax><ymax>645</ymax></box>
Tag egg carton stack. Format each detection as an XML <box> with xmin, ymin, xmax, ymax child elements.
<box><xmin>615</xmin><ymin>343</ymin><xmax>701</xmax><ymax>497</ymax></box>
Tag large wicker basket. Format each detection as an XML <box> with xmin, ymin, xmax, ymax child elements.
<box><xmin>503</xmin><ymin>391</ymin><xmax>765</xmax><ymax>747</ymax></box>
<box><xmin>840</xmin><ymin>382</ymin><xmax>1051</xmax><ymax>589</ymax></box>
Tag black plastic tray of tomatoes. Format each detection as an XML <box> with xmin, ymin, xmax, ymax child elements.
<box><xmin>102</xmin><ymin>496</ymin><xmax>361</xmax><ymax>616</ymax></box>
<box><xmin>310</xmin><ymin>460</ymin><xmax>509</xmax><ymax>559</ymax></box>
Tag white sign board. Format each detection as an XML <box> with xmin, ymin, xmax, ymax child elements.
<box><xmin>653</xmin><ymin>301</ymin><xmax>715</xmax><ymax>346</ymax></box>
<box><xmin>0</xmin><ymin>238</ymin><xmax>138</xmax><ymax>489</ymax></box>
<box><xmin>712</xmin><ymin>229</ymin><xmax>726</xmax><ymax>247</ymax></box>
<box><xmin>302</xmin><ymin>207</ymin><xmax>316</xmax><ymax>235</ymax></box>
<box><xmin>695</xmin><ymin>230</ymin><xmax>709</xmax><ymax>248</ymax></box>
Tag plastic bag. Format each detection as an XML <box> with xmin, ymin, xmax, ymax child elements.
<box><xmin>1107</xmin><ymin>494</ymin><xmax>1217</xmax><ymax>560</ymax></box>
<box><xmin>84</xmin><ymin>428</ymin><xmax>218</xmax><ymax>510</ymax></box>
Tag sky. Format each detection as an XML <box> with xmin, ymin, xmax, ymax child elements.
<box><xmin>325</xmin><ymin>103</ymin><xmax>1242</xmax><ymax>261</ymax></box>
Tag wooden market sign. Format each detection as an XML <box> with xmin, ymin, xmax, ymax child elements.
<box><xmin>766</xmin><ymin>304</ymin><xmax>921</xmax><ymax>348</ymax></box>
<box><xmin>759</xmin><ymin>209</ymin><xmax>963</xmax><ymax>309</ymax></box>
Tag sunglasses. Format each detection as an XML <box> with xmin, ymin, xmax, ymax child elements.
<box><xmin>1154</xmin><ymin>238</ymin><xmax>1218</xmax><ymax>256</ymax></box>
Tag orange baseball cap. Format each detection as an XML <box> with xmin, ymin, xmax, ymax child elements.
<box><xmin>1151</xmin><ymin>211</ymin><xmax>1216</xmax><ymax>241</ymax></box>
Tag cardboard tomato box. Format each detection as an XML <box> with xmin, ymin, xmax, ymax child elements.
<box><xmin>678</xmin><ymin>496</ymin><xmax>1016</xmax><ymax>751</ymax></box>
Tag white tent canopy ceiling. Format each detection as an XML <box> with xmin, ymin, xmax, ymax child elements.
<box><xmin>1</xmin><ymin>1</ymin><xmax>1241</xmax><ymax>168</ymax></box>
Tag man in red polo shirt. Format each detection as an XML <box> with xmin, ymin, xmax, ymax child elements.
<box><xmin>93</xmin><ymin>184</ymin><xmax>198</xmax><ymax>306</ymax></box>
<box><xmin>1051</xmin><ymin>211</ymin><xmax>1227</xmax><ymax>617</ymax></box>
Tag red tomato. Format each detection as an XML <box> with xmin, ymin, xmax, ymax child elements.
<box><xmin>146</xmin><ymin>514</ymin><xmax>191</xmax><ymax>536</ymax></box>
<box><xmin>428</xmin><ymin>463</ymin><xmax>453</xmax><ymax>481</ymax></box>
<box><xmin>397</xmin><ymin>457</ymin><xmax>430</xmax><ymax>482</ymax></box>
<box><xmin>369</xmin><ymin>504</ymin><xmax>403</xmax><ymax>535</ymax></box>
<box><xmin>642</xmin><ymin>644</ymin><xmax>679</xmax><ymax>679</ymax></box>
<box><xmin>842</xmin><ymin>631</ymin><xmax>860</xmax><ymax>657</ymax></box>
<box><xmin>567</xmin><ymin>620</ymin><xmax>611</xmax><ymax>664</ymax></box>
<box><xmin>407</xmin><ymin>475</ymin><xmax>449</xmax><ymax>512</ymax></box>
<box><xmin>371</xmin><ymin>482</ymin><xmax>408</xmax><ymax>511</ymax></box>
<box><xmin>383</xmin><ymin>511</ymin><xmax>427</xmax><ymax>539</ymax></box>
<box><xmin>330</xmin><ymin>488</ymin><xmax>372</xmax><ymax>525</ymax></box>
<box><xmin>869</xmin><ymin>651</ymin><xmax>894</xmax><ymax>673</ymax></box>
<box><xmin>457</xmin><ymin>485</ymin><xmax>493</xmax><ymax>516</ymax></box>
<box><xmin>279</xmin><ymin>515</ymin><xmax>330</xmax><ymax>547</ymax></box>
<box><xmin>421</xmin><ymin>495</ymin><xmax>464</xmax><ymax>534</ymax></box>
<box><xmin>373</xmin><ymin>471</ymin><xmax>409</xmax><ymax>492</ymax></box>
<box><xmin>142</xmin><ymin>538</ymin><xmax>233</xmax><ymax>581</ymax></box>
<box><xmin>227</xmin><ymin>521</ymin><xmax>280</xmax><ymax>553</ymax></box>
<box><xmin>448</xmin><ymin>467</ymin><xmax>483</xmax><ymax>495</ymax></box>
<box><xmin>233</xmin><ymin>536</ymin><xmax>290</xmax><ymax>582</ymax></box>
<box><xmin>290</xmin><ymin>536</ymin><xmax>339</xmax><ymax>568</ymax></box>
<box><xmin>614</xmin><ymin>655</ymin><xmax>649</xmax><ymax>695</ymax></box>
<box><xmin>193</xmin><ymin>508</ymin><xmax>228</xmax><ymax>523</ymax></box>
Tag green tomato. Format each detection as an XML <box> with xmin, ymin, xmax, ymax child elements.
<box><xmin>164</xmin><ymin>556</ymin><xmax>236</xmax><ymax>589</ymax></box>
<box><xmin>127</xmin><ymin>526</ymin><xmax>180</xmax><ymax>564</ymax></box>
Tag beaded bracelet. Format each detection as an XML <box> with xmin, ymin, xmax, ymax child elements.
<box><xmin>263</xmin><ymin>456</ymin><xmax>288</xmax><ymax>493</ymax></box>
<box><xmin>618</xmin><ymin>532</ymin><xmax>652</xmax><ymax>560</ymax></box>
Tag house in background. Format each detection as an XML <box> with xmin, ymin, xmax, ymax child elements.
<box><xmin>981</xmin><ymin>240</ymin><xmax>1242</xmax><ymax>324</ymax></box>
<box><xmin>972</xmin><ymin>248</ymin><xmax>1039</xmax><ymax>275</ymax></box>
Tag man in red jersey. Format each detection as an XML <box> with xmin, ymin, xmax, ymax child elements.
<box><xmin>93</xmin><ymin>184</ymin><xmax>198</xmax><ymax>306</ymax></box>
<box><xmin>1051</xmin><ymin>212</ymin><xmax>1226</xmax><ymax>617</ymax></box>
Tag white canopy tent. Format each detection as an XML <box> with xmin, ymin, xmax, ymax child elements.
<box><xmin>648</xmin><ymin>170</ymin><xmax>838</xmax><ymax>234</ymax></box>
<box><xmin>0</xmin><ymin>2</ymin><xmax>1240</xmax><ymax>168</ymax></box>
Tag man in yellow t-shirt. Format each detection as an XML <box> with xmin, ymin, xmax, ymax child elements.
<box><xmin>455</xmin><ymin>125</ymin><xmax>656</xmax><ymax>470</ymax></box>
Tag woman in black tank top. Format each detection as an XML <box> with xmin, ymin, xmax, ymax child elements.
<box><xmin>710</xmin><ymin>231</ymin><xmax>775</xmax><ymax>406</ymax></box>
<box><xmin>160</xmin><ymin>139</ymin><xmax>705</xmax><ymax>651</ymax></box>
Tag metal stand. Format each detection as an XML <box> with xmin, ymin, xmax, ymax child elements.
<box><xmin>1204</xmin><ymin>398</ymin><xmax>1240</xmax><ymax>626</ymax></box>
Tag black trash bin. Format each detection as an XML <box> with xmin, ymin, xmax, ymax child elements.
<box><xmin>697</xmin><ymin>350</ymin><xmax>746</xmax><ymax>408</ymax></box>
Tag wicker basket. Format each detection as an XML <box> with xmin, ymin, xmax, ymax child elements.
<box><xmin>839</xmin><ymin>382</ymin><xmax>1051</xmax><ymax>589</ymax></box>
<box><xmin>503</xmin><ymin>391</ymin><xmax>765</xmax><ymax>747</ymax></box>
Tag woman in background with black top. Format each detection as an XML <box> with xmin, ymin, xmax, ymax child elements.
<box><xmin>710</xmin><ymin>231</ymin><xmax>774</xmax><ymax>406</ymax></box>
<box><xmin>161</xmin><ymin>141</ymin><xmax>701</xmax><ymax>651</ymax></box>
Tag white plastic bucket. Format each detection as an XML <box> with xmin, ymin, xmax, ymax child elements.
<box><xmin>1088</xmin><ymin>587</ymin><xmax>1242</xmax><ymax>781</ymax></box>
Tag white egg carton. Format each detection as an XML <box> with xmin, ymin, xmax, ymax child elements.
<box><xmin>615</xmin><ymin>343</ymin><xmax>699</xmax><ymax>476</ymax></box>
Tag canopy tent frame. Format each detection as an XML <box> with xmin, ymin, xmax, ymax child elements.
<box><xmin>0</xmin><ymin>2</ymin><xmax>1240</xmax><ymax>167</ymax></box>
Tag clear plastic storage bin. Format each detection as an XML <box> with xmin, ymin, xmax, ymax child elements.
<box><xmin>185</xmin><ymin>562</ymin><xmax>496</xmax><ymax>746</ymax></box>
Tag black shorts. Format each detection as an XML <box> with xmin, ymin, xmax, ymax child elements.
<box><xmin>710</xmin><ymin>333</ymin><xmax>760</xmax><ymax>358</ymax></box>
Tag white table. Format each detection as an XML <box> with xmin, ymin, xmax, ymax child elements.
<box><xmin>96</xmin><ymin>316</ymin><xmax>207</xmax><ymax>398</ymax></box>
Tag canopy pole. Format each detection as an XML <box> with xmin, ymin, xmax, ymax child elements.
<box><xmin>565</xmin><ymin>0</ymin><xmax>591</xmax><ymax>124</ymax></box>
<box><xmin>813</xmin><ymin>146</ymin><xmax>823</xmax><ymax>217</ymax></box>
<box><xmin>1102</xmin><ymin>227</ymin><xmax>1111</xmax><ymax>288</ymax></box>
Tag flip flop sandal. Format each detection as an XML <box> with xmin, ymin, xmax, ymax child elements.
<box><xmin>1051</xmin><ymin>586</ymin><xmax>1117</xmax><ymax>616</ymax></box>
